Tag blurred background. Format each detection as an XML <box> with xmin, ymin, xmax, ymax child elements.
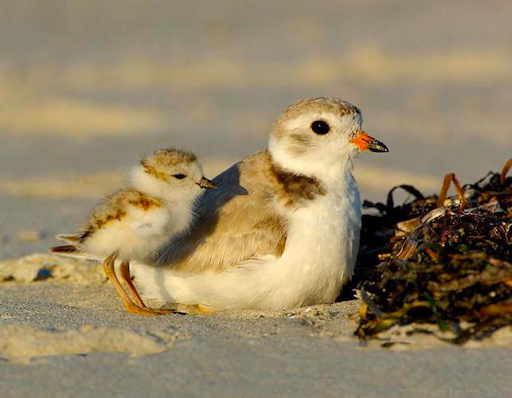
<box><xmin>0</xmin><ymin>0</ymin><xmax>511</xmax><ymax>258</ymax></box>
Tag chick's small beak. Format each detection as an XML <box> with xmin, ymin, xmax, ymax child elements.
<box><xmin>197</xmin><ymin>177</ymin><xmax>217</xmax><ymax>189</ymax></box>
<box><xmin>350</xmin><ymin>131</ymin><xmax>389</xmax><ymax>153</ymax></box>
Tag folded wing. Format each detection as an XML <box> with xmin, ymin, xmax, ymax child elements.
<box><xmin>157</xmin><ymin>149</ymin><xmax>287</xmax><ymax>273</ymax></box>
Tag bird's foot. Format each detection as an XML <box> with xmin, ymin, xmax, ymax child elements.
<box><xmin>183</xmin><ymin>304</ymin><xmax>217</xmax><ymax>315</ymax></box>
<box><xmin>122</xmin><ymin>301</ymin><xmax>176</xmax><ymax>316</ymax></box>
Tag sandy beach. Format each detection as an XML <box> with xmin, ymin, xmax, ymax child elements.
<box><xmin>1</xmin><ymin>254</ymin><xmax>511</xmax><ymax>397</ymax></box>
<box><xmin>1</xmin><ymin>0</ymin><xmax>511</xmax><ymax>396</ymax></box>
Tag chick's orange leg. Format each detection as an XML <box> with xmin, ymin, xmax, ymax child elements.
<box><xmin>103</xmin><ymin>253</ymin><xmax>173</xmax><ymax>316</ymax></box>
<box><xmin>119</xmin><ymin>261</ymin><xmax>146</xmax><ymax>308</ymax></box>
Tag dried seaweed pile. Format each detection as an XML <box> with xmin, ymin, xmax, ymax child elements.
<box><xmin>356</xmin><ymin>159</ymin><xmax>512</xmax><ymax>344</ymax></box>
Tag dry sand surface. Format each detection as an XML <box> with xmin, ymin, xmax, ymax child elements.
<box><xmin>1</xmin><ymin>0</ymin><xmax>512</xmax><ymax>396</ymax></box>
<box><xmin>0</xmin><ymin>254</ymin><xmax>511</xmax><ymax>397</ymax></box>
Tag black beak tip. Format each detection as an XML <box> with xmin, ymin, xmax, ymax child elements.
<box><xmin>369</xmin><ymin>143</ymin><xmax>389</xmax><ymax>153</ymax></box>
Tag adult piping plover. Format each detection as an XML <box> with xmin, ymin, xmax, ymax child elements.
<box><xmin>134</xmin><ymin>97</ymin><xmax>388</xmax><ymax>313</ymax></box>
<box><xmin>51</xmin><ymin>148</ymin><xmax>217</xmax><ymax>315</ymax></box>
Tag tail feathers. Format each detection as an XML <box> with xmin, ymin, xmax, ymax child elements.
<box><xmin>56</xmin><ymin>234</ymin><xmax>81</xmax><ymax>244</ymax></box>
<box><xmin>51</xmin><ymin>245</ymin><xmax>78</xmax><ymax>254</ymax></box>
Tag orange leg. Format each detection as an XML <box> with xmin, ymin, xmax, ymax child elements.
<box><xmin>119</xmin><ymin>261</ymin><xmax>146</xmax><ymax>308</ymax></box>
<box><xmin>103</xmin><ymin>253</ymin><xmax>174</xmax><ymax>316</ymax></box>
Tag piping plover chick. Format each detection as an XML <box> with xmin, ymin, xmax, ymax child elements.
<box><xmin>51</xmin><ymin>148</ymin><xmax>216</xmax><ymax>315</ymax></box>
<box><xmin>134</xmin><ymin>97</ymin><xmax>388</xmax><ymax>313</ymax></box>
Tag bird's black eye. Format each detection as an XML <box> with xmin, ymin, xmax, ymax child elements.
<box><xmin>311</xmin><ymin>120</ymin><xmax>330</xmax><ymax>135</ymax></box>
<box><xmin>173</xmin><ymin>174</ymin><xmax>186</xmax><ymax>180</ymax></box>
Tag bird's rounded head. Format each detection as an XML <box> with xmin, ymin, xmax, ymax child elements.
<box><xmin>269</xmin><ymin>97</ymin><xmax>388</xmax><ymax>181</ymax></box>
<box><xmin>131</xmin><ymin>148</ymin><xmax>216</xmax><ymax>202</ymax></box>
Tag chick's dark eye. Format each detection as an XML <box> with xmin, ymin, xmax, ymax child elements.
<box><xmin>173</xmin><ymin>174</ymin><xmax>186</xmax><ymax>180</ymax></box>
<box><xmin>311</xmin><ymin>120</ymin><xmax>330</xmax><ymax>135</ymax></box>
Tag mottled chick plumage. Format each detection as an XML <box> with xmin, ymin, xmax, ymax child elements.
<box><xmin>51</xmin><ymin>148</ymin><xmax>216</xmax><ymax>315</ymax></box>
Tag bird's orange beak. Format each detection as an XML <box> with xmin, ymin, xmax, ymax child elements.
<box><xmin>350</xmin><ymin>131</ymin><xmax>389</xmax><ymax>153</ymax></box>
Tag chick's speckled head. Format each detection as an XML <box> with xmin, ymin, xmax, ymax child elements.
<box><xmin>131</xmin><ymin>148</ymin><xmax>216</xmax><ymax>201</ymax></box>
